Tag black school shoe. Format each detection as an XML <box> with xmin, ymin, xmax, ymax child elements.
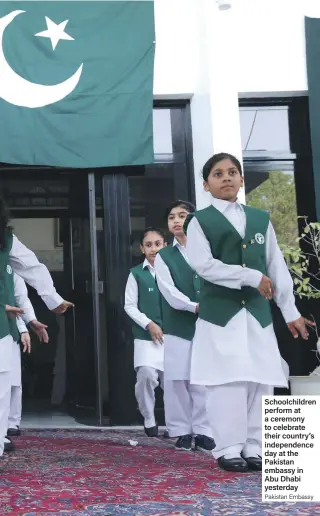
<box><xmin>242</xmin><ymin>454</ymin><xmax>262</xmax><ymax>471</ymax></box>
<box><xmin>4</xmin><ymin>437</ymin><xmax>15</xmax><ymax>452</ymax></box>
<box><xmin>195</xmin><ymin>435</ymin><xmax>215</xmax><ymax>451</ymax></box>
<box><xmin>217</xmin><ymin>455</ymin><xmax>248</xmax><ymax>472</ymax></box>
<box><xmin>175</xmin><ymin>434</ymin><xmax>193</xmax><ymax>451</ymax></box>
<box><xmin>144</xmin><ymin>425</ymin><xmax>158</xmax><ymax>437</ymax></box>
<box><xmin>7</xmin><ymin>426</ymin><xmax>21</xmax><ymax>437</ymax></box>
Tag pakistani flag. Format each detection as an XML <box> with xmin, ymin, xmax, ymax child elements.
<box><xmin>0</xmin><ymin>1</ymin><xmax>155</xmax><ymax>168</ymax></box>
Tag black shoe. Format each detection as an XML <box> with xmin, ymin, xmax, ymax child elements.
<box><xmin>243</xmin><ymin>455</ymin><xmax>262</xmax><ymax>471</ymax></box>
<box><xmin>163</xmin><ymin>430</ymin><xmax>170</xmax><ymax>439</ymax></box>
<box><xmin>175</xmin><ymin>434</ymin><xmax>193</xmax><ymax>451</ymax></box>
<box><xmin>4</xmin><ymin>437</ymin><xmax>15</xmax><ymax>452</ymax></box>
<box><xmin>144</xmin><ymin>425</ymin><xmax>158</xmax><ymax>437</ymax></box>
<box><xmin>217</xmin><ymin>455</ymin><xmax>248</xmax><ymax>472</ymax></box>
<box><xmin>7</xmin><ymin>427</ymin><xmax>21</xmax><ymax>437</ymax></box>
<box><xmin>195</xmin><ymin>435</ymin><xmax>215</xmax><ymax>451</ymax></box>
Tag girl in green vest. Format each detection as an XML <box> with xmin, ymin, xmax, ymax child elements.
<box><xmin>155</xmin><ymin>201</ymin><xmax>215</xmax><ymax>452</ymax></box>
<box><xmin>125</xmin><ymin>228</ymin><xmax>166</xmax><ymax>437</ymax></box>
<box><xmin>185</xmin><ymin>152</ymin><xmax>313</xmax><ymax>472</ymax></box>
<box><xmin>6</xmin><ymin>272</ymin><xmax>49</xmax><ymax>448</ymax></box>
<box><xmin>0</xmin><ymin>196</ymin><xmax>73</xmax><ymax>465</ymax></box>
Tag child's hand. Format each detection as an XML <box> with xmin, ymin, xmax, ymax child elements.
<box><xmin>257</xmin><ymin>275</ymin><xmax>273</xmax><ymax>300</ymax></box>
<box><xmin>287</xmin><ymin>317</ymin><xmax>315</xmax><ymax>340</ymax></box>
<box><xmin>29</xmin><ymin>320</ymin><xmax>49</xmax><ymax>343</ymax></box>
<box><xmin>5</xmin><ymin>305</ymin><xmax>24</xmax><ymax>318</ymax></box>
<box><xmin>147</xmin><ymin>322</ymin><xmax>163</xmax><ymax>344</ymax></box>
<box><xmin>53</xmin><ymin>300</ymin><xmax>74</xmax><ymax>314</ymax></box>
<box><xmin>195</xmin><ymin>304</ymin><xmax>199</xmax><ymax>313</ymax></box>
<box><xmin>21</xmin><ymin>332</ymin><xmax>31</xmax><ymax>353</ymax></box>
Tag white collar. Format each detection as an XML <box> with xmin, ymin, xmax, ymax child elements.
<box><xmin>143</xmin><ymin>258</ymin><xmax>154</xmax><ymax>270</ymax></box>
<box><xmin>210</xmin><ymin>197</ymin><xmax>244</xmax><ymax>214</ymax></box>
<box><xmin>173</xmin><ymin>237</ymin><xmax>185</xmax><ymax>249</ymax></box>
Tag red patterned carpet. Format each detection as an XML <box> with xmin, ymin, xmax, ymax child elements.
<box><xmin>0</xmin><ymin>429</ymin><xmax>319</xmax><ymax>515</ymax></box>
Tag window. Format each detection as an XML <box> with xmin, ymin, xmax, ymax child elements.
<box><xmin>244</xmin><ymin>162</ymin><xmax>298</xmax><ymax>247</ymax></box>
<box><xmin>240</xmin><ymin>106</ymin><xmax>290</xmax><ymax>153</ymax></box>
<box><xmin>129</xmin><ymin>103</ymin><xmax>194</xmax><ymax>265</ymax></box>
<box><xmin>239</xmin><ymin>102</ymin><xmax>299</xmax><ymax>248</ymax></box>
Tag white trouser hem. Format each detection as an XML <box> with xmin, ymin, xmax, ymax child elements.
<box><xmin>212</xmin><ymin>444</ymin><xmax>243</xmax><ymax>460</ymax></box>
<box><xmin>168</xmin><ymin>428</ymin><xmax>192</xmax><ymax>438</ymax></box>
<box><xmin>192</xmin><ymin>425</ymin><xmax>213</xmax><ymax>437</ymax></box>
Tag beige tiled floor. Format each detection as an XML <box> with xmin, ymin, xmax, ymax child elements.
<box><xmin>21</xmin><ymin>412</ymin><xmax>165</xmax><ymax>431</ymax></box>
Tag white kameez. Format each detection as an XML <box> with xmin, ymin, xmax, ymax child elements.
<box><xmin>155</xmin><ymin>242</ymin><xmax>212</xmax><ymax>438</ymax></box>
<box><xmin>154</xmin><ymin>240</ymin><xmax>197</xmax><ymax>381</ymax></box>
<box><xmin>186</xmin><ymin>198</ymin><xmax>300</xmax><ymax>388</ymax></box>
<box><xmin>124</xmin><ymin>259</ymin><xmax>164</xmax><ymax>427</ymax></box>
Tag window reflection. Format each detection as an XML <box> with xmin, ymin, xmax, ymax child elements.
<box><xmin>240</xmin><ymin>107</ymin><xmax>290</xmax><ymax>152</ymax></box>
<box><xmin>153</xmin><ymin>109</ymin><xmax>173</xmax><ymax>154</ymax></box>
<box><xmin>245</xmin><ymin>166</ymin><xmax>298</xmax><ymax>247</ymax></box>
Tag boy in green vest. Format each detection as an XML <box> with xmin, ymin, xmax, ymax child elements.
<box><xmin>125</xmin><ymin>228</ymin><xmax>166</xmax><ymax>437</ymax></box>
<box><xmin>185</xmin><ymin>153</ymin><xmax>313</xmax><ymax>472</ymax></box>
<box><xmin>155</xmin><ymin>201</ymin><xmax>215</xmax><ymax>452</ymax></box>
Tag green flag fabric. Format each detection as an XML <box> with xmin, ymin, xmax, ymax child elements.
<box><xmin>0</xmin><ymin>1</ymin><xmax>155</xmax><ymax>168</ymax></box>
<box><xmin>305</xmin><ymin>17</ymin><xmax>320</xmax><ymax>220</ymax></box>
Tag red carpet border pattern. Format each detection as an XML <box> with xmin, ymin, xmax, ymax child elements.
<box><xmin>0</xmin><ymin>429</ymin><xmax>318</xmax><ymax>515</ymax></box>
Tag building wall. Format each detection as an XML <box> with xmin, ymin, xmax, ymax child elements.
<box><xmin>153</xmin><ymin>0</ymin><xmax>320</xmax><ymax>207</ymax></box>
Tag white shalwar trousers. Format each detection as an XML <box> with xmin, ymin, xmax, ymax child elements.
<box><xmin>8</xmin><ymin>386</ymin><xmax>22</xmax><ymax>428</ymax></box>
<box><xmin>164</xmin><ymin>379</ymin><xmax>212</xmax><ymax>438</ymax></box>
<box><xmin>8</xmin><ymin>341</ymin><xmax>22</xmax><ymax>429</ymax></box>
<box><xmin>207</xmin><ymin>381</ymin><xmax>269</xmax><ymax>459</ymax></box>
<box><xmin>135</xmin><ymin>366</ymin><xmax>164</xmax><ymax>427</ymax></box>
<box><xmin>0</xmin><ymin>335</ymin><xmax>14</xmax><ymax>456</ymax></box>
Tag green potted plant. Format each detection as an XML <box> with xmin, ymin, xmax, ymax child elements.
<box><xmin>281</xmin><ymin>217</ymin><xmax>320</xmax><ymax>394</ymax></box>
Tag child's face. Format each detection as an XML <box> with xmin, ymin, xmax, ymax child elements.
<box><xmin>140</xmin><ymin>231</ymin><xmax>166</xmax><ymax>264</ymax></box>
<box><xmin>203</xmin><ymin>158</ymin><xmax>244</xmax><ymax>202</ymax></box>
<box><xmin>167</xmin><ymin>206</ymin><xmax>190</xmax><ymax>238</ymax></box>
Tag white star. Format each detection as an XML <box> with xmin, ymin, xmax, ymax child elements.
<box><xmin>35</xmin><ymin>17</ymin><xmax>74</xmax><ymax>50</ymax></box>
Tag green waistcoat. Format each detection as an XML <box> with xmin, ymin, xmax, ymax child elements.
<box><xmin>5</xmin><ymin>266</ymin><xmax>20</xmax><ymax>343</ymax></box>
<box><xmin>130</xmin><ymin>263</ymin><xmax>162</xmax><ymax>341</ymax></box>
<box><xmin>186</xmin><ymin>204</ymin><xmax>272</xmax><ymax>328</ymax></box>
<box><xmin>0</xmin><ymin>229</ymin><xmax>14</xmax><ymax>339</ymax></box>
<box><xmin>158</xmin><ymin>245</ymin><xmax>201</xmax><ymax>341</ymax></box>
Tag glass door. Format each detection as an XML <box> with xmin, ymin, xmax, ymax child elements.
<box><xmin>63</xmin><ymin>172</ymin><xmax>105</xmax><ymax>425</ymax></box>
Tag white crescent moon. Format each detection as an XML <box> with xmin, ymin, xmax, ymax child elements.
<box><xmin>0</xmin><ymin>10</ymin><xmax>83</xmax><ymax>108</ymax></box>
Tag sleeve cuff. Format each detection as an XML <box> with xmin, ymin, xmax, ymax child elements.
<box><xmin>281</xmin><ymin>305</ymin><xmax>301</xmax><ymax>324</ymax></box>
<box><xmin>243</xmin><ymin>269</ymin><xmax>263</xmax><ymax>289</ymax></box>
<box><xmin>21</xmin><ymin>310</ymin><xmax>37</xmax><ymax>325</ymax></box>
<box><xmin>16</xmin><ymin>318</ymin><xmax>28</xmax><ymax>334</ymax></box>
<box><xmin>187</xmin><ymin>302</ymin><xmax>198</xmax><ymax>314</ymax></box>
<box><xmin>41</xmin><ymin>293</ymin><xmax>64</xmax><ymax>311</ymax></box>
<box><xmin>142</xmin><ymin>318</ymin><xmax>152</xmax><ymax>330</ymax></box>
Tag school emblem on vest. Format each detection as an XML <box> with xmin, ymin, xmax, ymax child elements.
<box><xmin>255</xmin><ymin>233</ymin><xmax>265</xmax><ymax>245</ymax></box>
<box><xmin>6</xmin><ymin>265</ymin><xmax>12</xmax><ymax>274</ymax></box>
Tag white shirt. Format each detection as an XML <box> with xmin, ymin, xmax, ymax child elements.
<box><xmin>14</xmin><ymin>273</ymin><xmax>36</xmax><ymax>325</ymax></box>
<box><xmin>154</xmin><ymin>239</ymin><xmax>197</xmax><ymax>314</ymax></box>
<box><xmin>154</xmin><ymin>239</ymin><xmax>196</xmax><ymax>380</ymax></box>
<box><xmin>124</xmin><ymin>259</ymin><xmax>164</xmax><ymax>371</ymax></box>
<box><xmin>9</xmin><ymin>235</ymin><xmax>64</xmax><ymax>311</ymax></box>
<box><xmin>124</xmin><ymin>259</ymin><xmax>155</xmax><ymax>330</ymax></box>
<box><xmin>185</xmin><ymin>197</ymin><xmax>299</xmax><ymax>387</ymax></box>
